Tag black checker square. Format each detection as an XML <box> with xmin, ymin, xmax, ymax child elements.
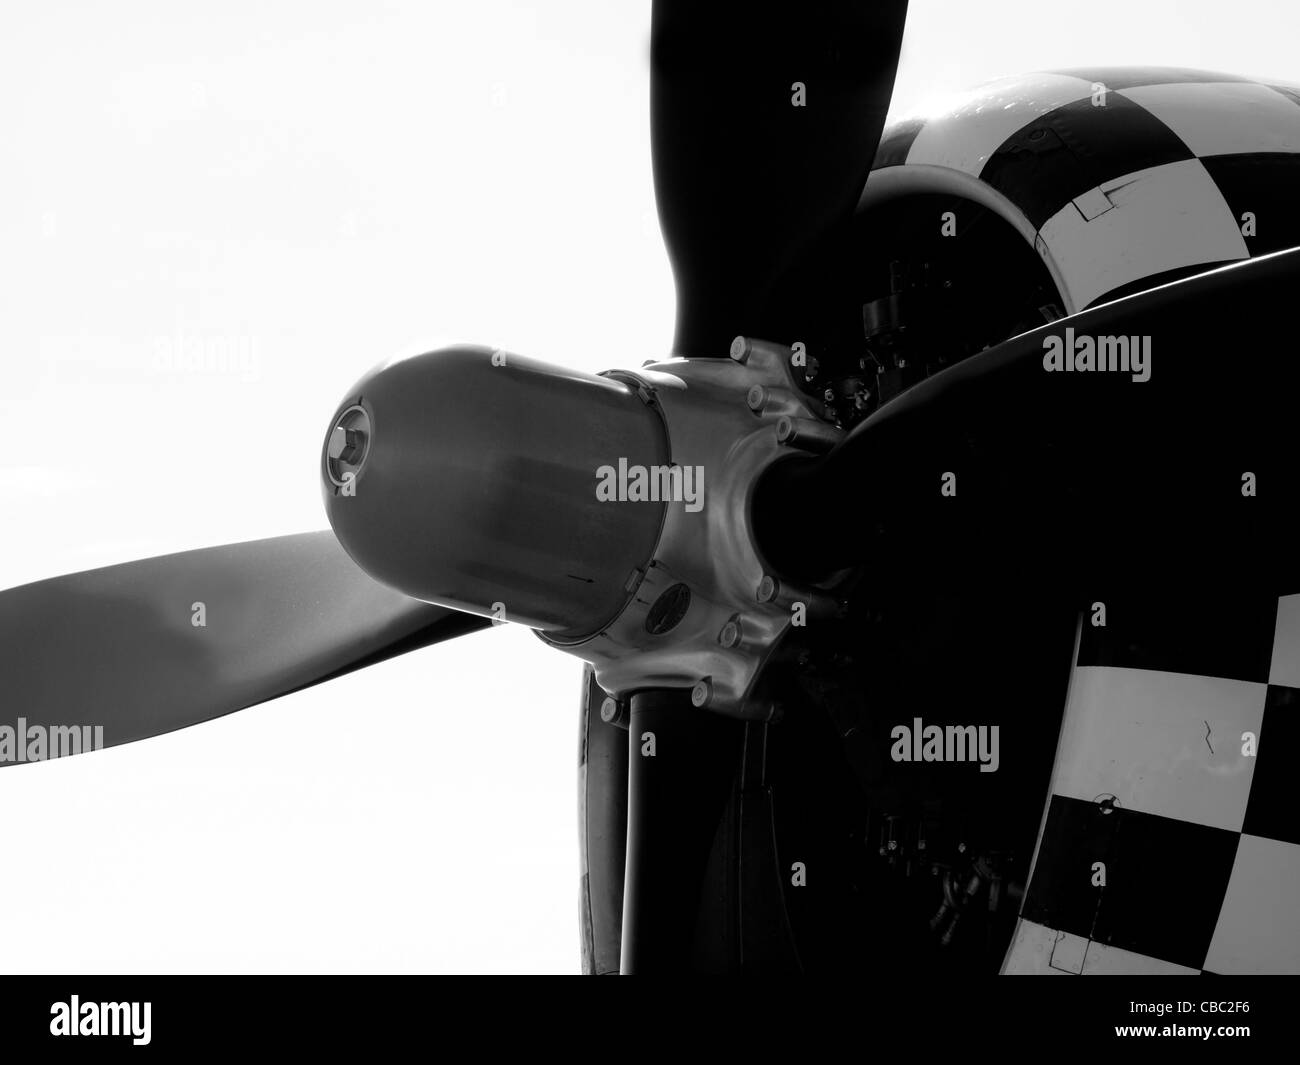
<box><xmin>1093</xmin><ymin>805</ymin><xmax>1240</xmax><ymax>971</ymax></box>
<box><xmin>1199</xmin><ymin>153</ymin><xmax>1300</xmax><ymax>257</ymax></box>
<box><xmin>1024</xmin><ymin>796</ymin><xmax>1240</xmax><ymax>971</ymax></box>
<box><xmin>980</xmin><ymin>94</ymin><xmax>1195</xmax><ymax>229</ymax></box>
<box><xmin>1242</xmin><ymin>684</ymin><xmax>1300</xmax><ymax>846</ymax></box>
<box><xmin>1022</xmin><ymin>795</ymin><xmax>1119</xmax><ymax>940</ymax></box>
<box><xmin>1076</xmin><ymin>590</ymin><xmax>1278</xmax><ymax>683</ymax></box>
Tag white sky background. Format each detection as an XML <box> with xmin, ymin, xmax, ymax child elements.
<box><xmin>0</xmin><ymin>1</ymin><xmax>1296</xmax><ymax>974</ymax></box>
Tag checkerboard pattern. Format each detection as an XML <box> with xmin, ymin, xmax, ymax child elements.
<box><xmin>873</xmin><ymin>67</ymin><xmax>1300</xmax><ymax>312</ymax></box>
<box><xmin>871</xmin><ymin>66</ymin><xmax>1300</xmax><ymax>974</ymax></box>
<box><xmin>1003</xmin><ymin>593</ymin><xmax>1300</xmax><ymax>974</ymax></box>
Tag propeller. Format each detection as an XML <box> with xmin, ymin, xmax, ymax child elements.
<box><xmin>614</xmin><ymin>0</ymin><xmax>912</xmax><ymax>972</ymax></box>
<box><xmin>652</xmin><ymin>0</ymin><xmax>910</xmax><ymax>356</ymax></box>
<box><xmin>0</xmin><ymin>533</ymin><xmax>485</xmax><ymax>763</ymax></box>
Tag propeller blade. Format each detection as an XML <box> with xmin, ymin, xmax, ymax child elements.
<box><xmin>651</xmin><ymin>0</ymin><xmax>909</xmax><ymax>357</ymax></box>
<box><xmin>755</xmin><ymin>247</ymin><xmax>1300</xmax><ymax>593</ymax></box>
<box><xmin>0</xmin><ymin>532</ymin><xmax>486</xmax><ymax>764</ymax></box>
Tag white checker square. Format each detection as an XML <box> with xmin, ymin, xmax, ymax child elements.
<box><xmin>1050</xmin><ymin>666</ymin><xmax>1266</xmax><ymax>832</ymax></box>
<box><xmin>1002</xmin><ymin>919</ymin><xmax>1085</xmax><ymax>974</ymax></box>
<box><xmin>1119</xmin><ymin>81</ymin><xmax>1300</xmax><ymax>158</ymax></box>
<box><xmin>1204</xmin><ymin>834</ymin><xmax>1300</xmax><ymax>974</ymax></box>
<box><xmin>1039</xmin><ymin>158</ymin><xmax>1249</xmax><ymax>310</ymax></box>
<box><xmin>1080</xmin><ymin>940</ymin><xmax>1199</xmax><ymax>975</ymax></box>
<box><xmin>1002</xmin><ymin>919</ymin><xmax>1199</xmax><ymax>975</ymax></box>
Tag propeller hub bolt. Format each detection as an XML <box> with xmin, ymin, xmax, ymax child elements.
<box><xmin>756</xmin><ymin>574</ymin><xmax>779</xmax><ymax>603</ymax></box>
<box><xmin>333</xmin><ymin>427</ymin><xmax>365</xmax><ymax>464</ymax></box>
<box><xmin>746</xmin><ymin>385</ymin><xmax>766</xmax><ymax>411</ymax></box>
<box><xmin>718</xmin><ymin>619</ymin><xmax>742</xmax><ymax>647</ymax></box>
<box><xmin>690</xmin><ymin>677</ymin><xmax>713</xmax><ymax>708</ymax></box>
<box><xmin>325</xmin><ymin>405</ymin><xmax>371</xmax><ymax>487</ymax></box>
<box><xmin>776</xmin><ymin>415</ymin><xmax>842</xmax><ymax>452</ymax></box>
<box><xmin>599</xmin><ymin>697</ymin><xmax>619</xmax><ymax>724</ymax></box>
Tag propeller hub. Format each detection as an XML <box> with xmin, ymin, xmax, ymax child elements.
<box><xmin>540</xmin><ymin>338</ymin><xmax>848</xmax><ymax>718</ymax></box>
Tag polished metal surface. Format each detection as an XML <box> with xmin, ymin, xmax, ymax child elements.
<box><xmin>544</xmin><ymin>338</ymin><xmax>847</xmax><ymax>719</ymax></box>
<box><xmin>322</xmin><ymin>346</ymin><xmax>670</xmax><ymax>637</ymax></box>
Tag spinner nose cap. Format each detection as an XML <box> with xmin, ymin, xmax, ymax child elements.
<box><xmin>321</xmin><ymin>345</ymin><xmax>670</xmax><ymax>637</ymax></box>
